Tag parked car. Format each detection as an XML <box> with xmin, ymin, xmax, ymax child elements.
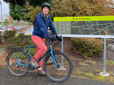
<box><xmin>12</xmin><ymin>27</ymin><xmax>16</xmax><ymax>31</ymax></box>
<box><xmin>0</xmin><ymin>27</ymin><xmax>2</xmax><ymax>32</ymax></box>
<box><xmin>18</xmin><ymin>25</ymin><xmax>26</xmax><ymax>30</ymax></box>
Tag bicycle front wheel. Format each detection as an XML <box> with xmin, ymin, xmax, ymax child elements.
<box><xmin>44</xmin><ymin>51</ymin><xmax>73</xmax><ymax>82</ymax></box>
<box><xmin>7</xmin><ymin>49</ymin><xmax>30</xmax><ymax>76</ymax></box>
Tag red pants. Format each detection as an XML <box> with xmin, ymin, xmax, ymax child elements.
<box><xmin>32</xmin><ymin>36</ymin><xmax>47</xmax><ymax>68</ymax></box>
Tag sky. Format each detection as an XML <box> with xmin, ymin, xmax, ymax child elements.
<box><xmin>0</xmin><ymin>0</ymin><xmax>9</xmax><ymax>15</ymax></box>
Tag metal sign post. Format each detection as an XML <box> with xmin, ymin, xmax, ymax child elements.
<box><xmin>100</xmin><ymin>38</ymin><xmax>110</xmax><ymax>76</ymax></box>
<box><xmin>60</xmin><ymin>36</ymin><xmax>66</xmax><ymax>70</ymax></box>
<box><xmin>61</xmin><ymin>36</ymin><xmax>63</xmax><ymax>67</ymax></box>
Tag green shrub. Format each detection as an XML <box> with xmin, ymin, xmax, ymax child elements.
<box><xmin>6</xmin><ymin>34</ymin><xmax>36</xmax><ymax>56</ymax></box>
<box><xmin>6</xmin><ymin>37</ymin><xmax>22</xmax><ymax>51</ymax></box>
<box><xmin>6</xmin><ymin>36</ymin><xmax>37</xmax><ymax>56</ymax></box>
<box><xmin>30</xmin><ymin>48</ymin><xmax>37</xmax><ymax>56</ymax></box>
<box><xmin>18</xmin><ymin>33</ymin><xmax>25</xmax><ymax>39</ymax></box>
<box><xmin>3</xmin><ymin>30</ymin><xmax>16</xmax><ymax>40</ymax></box>
<box><xmin>71</xmin><ymin>38</ymin><xmax>104</xmax><ymax>57</ymax></box>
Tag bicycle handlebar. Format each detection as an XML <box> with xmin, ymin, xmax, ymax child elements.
<box><xmin>22</xmin><ymin>35</ymin><xmax>62</xmax><ymax>46</ymax></box>
<box><xmin>47</xmin><ymin>36</ymin><xmax>62</xmax><ymax>46</ymax></box>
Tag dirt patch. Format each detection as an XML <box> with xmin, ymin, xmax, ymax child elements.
<box><xmin>0</xmin><ymin>51</ymin><xmax>9</xmax><ymax>66</ymax></box>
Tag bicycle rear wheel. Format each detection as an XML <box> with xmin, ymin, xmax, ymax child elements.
<box><xmin>44</xmin><ymin>51</ymin><xmax>73</xmax><ymax>82</ymax></box>
<box><xmin>6</xmin><ymin>49</ymin><xmax>29</xmax><ymax>76</ymax></box>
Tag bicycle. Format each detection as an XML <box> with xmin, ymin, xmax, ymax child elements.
<box><xmin>6</xmin><ymin>35</ymin><xmax>73</xmax><ymax>82</ymax></box>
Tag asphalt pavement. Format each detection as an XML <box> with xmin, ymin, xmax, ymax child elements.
<box><xmin>24</xmin><ymin>26</ymin><xmax>33</xmax><ymax>35</ymax></box>
<box><xmin>0</xmin><ymin>67</ymin><xmax>114</xmax><ymax>85</ymax></box>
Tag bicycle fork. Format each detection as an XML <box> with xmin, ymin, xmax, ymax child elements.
<box><xmin>49</xmin><ymin>45</ymin><xmax>58</xmax><ymax>68</ymax></box>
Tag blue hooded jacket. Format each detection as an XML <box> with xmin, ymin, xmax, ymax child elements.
<box><xmin>32</xmin><ymin>12</ymin><xmax>57</xmax><ymax>39</ymax></box>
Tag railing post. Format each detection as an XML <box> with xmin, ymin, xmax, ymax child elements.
<box><xmin>100</xmin><ymin>38</ymin><xmax>110</xmax><ymax>77</ymax></box>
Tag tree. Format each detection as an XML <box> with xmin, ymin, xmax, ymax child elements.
<box><xmin>49</xmin><ymin>0</ymin><xmax>63</xmax><ymax>20</ymax></box>
<box><xmin>3</xmin><ymin>0</ymin><xmax>26</xmax><ymax>5</ymax></box>
<box><xmin>25</xmin><ymin>0</ymin><xmax>53</xmax><ymax>22</ymax></box>
<box><xmin>25</xmin><ymin>0</ymin><xmax>63</xmax><ymax>22</ymax></box>
<box><xmin>8</xmin><ymin>0</ymin><xmax>53</xmax><ymax>21</ymax></box>
<box><xmin>25</xmin><ymin>6</ymin><xmax>42</xmax><ymax>22</ymax></box>
<box><xmin>26</xmin><ymin>0</ymin><xmax>113</xmax><ymax>23</ymax></box>
<box><xmin>59</xmin><ymin>0</ymin><xmax>113</xmax><ymax>16</ymax></box>
<box><xmin>49</xmin><ymin>0</ymin><xmax>114</xmax><ymax>20</ymax></box>
<box><xmin>4</xmin><ymin>0</ymin><xmax>52</xmax><ymax>7</ymax></box>
<box><xmin>3</xmin><ymin>19</ymin><xmax>9</xmax><ymax>26</ymax></box>
<box><xmin>9</xmin><ymin>1</ymin><xmax>28</xmax><ymax>21</ymax></box>
<box><xmin>28</xmin><ymin>0</ymin><xmax>52</xmax><ymax>7</ymax></box>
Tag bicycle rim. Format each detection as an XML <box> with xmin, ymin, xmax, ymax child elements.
<box><xmin>44</xmin><ymin>51</ymin><xmax>73</xmax><ymax>82</ymax></box>
<box><xmin>7</xmin><ymin>49</ymin><xmax>29</xmax><ymax>76</ymax></box>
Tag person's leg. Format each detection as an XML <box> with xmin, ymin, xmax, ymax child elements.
<box><xmin>37</xmin><ymin>38</ymin><xmax>45</xmax><ymax>71</ymax></box>
<box><xmin>32</xmin><ymin>46</ymin><xmax>40</xmax><ymax>61</ymax></box>
<box><xmin>32</xmin><ymin>36</ymin><xmax>47</xmax><ymax>71</ymax></box>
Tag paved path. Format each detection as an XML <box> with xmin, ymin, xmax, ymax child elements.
<box><xmin>0</xmin><ymin>67</ymin><xmax>114</xmax><ymax>85</ymax></box>
<box><xmin>24</xmin><ymin>26</ymin><xmax>33</xmax><ymax>35</ymax></box>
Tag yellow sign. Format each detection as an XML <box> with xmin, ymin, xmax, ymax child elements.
<box><xmin>54</xmin><ymin>16</ymin><xmax>114</xmax><ymax>21</ymax></box>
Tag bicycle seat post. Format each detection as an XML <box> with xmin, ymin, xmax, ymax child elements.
<box><xmin>22</xmin><ymin>35</ymin><xmax>31</xmax><ymax>46</ymax></box>
<box><xmin>26</xmin><ymin>38</ymin><xmax>29</xmax><ymax>46</ymax></box>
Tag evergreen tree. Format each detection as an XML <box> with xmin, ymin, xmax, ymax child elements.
<box><xmin>7</xmin><ymin>0</ymin><xmax>53</xmax><ymax>20</ymax></box>
<box><xmin>9</xmin><ymin>0</ymin><xmax>28</xmax><ymax>20</ymax></box>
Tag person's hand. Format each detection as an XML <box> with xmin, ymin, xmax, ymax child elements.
<box><xmin>56</xmin><ymin>36</ymin><xmax>62</xmax><ymax>41</ymax></box>
<box><xmin>49</xmin><ymin>36</ymin><xmax>56</xmax><ymax>42</ymax></box>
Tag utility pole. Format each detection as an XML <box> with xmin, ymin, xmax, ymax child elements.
<box><xmin>0</xmin><ymin>0</ymin><xmax>3</xmax><ymax>44</ymax></box>
<box><xmin>0</xmin><ymin>0</ymin><xmax>3</xmax><ymax>29</ymax></box>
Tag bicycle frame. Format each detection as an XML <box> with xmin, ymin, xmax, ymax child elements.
<box><xmin>16</xmin><ymin>42</ymin><xmax>58</xmax><ymax>68</ymax></box>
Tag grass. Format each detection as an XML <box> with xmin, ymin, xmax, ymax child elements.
<box><xmin>106</xmin><ymin>60</ymin><xmax>114</xmax><ymax>65</ymax></box>
<box><xmin>71</xmin><ymin>58</ymin><xmax>114</xmax><ymax>83</ymax></box>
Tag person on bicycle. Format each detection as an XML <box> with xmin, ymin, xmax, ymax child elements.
<box><xmin>31</xmin><ymin>2</ymin><xmax>61</xmax><ymax>76</ymax></box>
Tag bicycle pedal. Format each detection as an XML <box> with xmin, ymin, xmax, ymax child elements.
<box><xmin>29</xmin><ymin>64</ymin><xmax>40</xmax><ymax>69</ymax></box>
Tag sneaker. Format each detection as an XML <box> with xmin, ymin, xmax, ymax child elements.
<box><xmin>30</xmin><ymin>61</ymin><xmax>40</xmax><ymax>68</ymax></box>
<box><xmin>37</xmin><ymin>70</ymin><xmax>46</xmax><ymax>76</ymax></box>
